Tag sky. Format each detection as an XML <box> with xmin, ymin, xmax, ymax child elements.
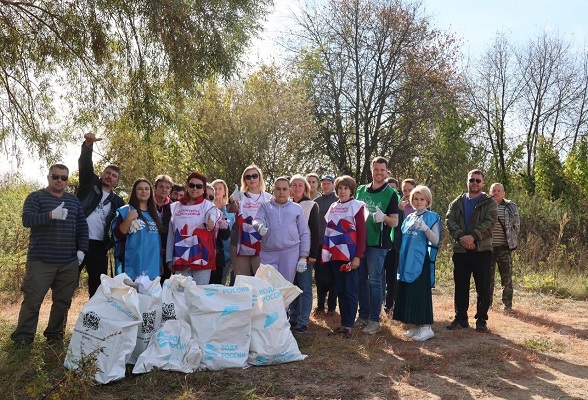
<box><xmin>5</xmin><ymin>0</ymin><xmax>587</xmax><ymax>185</ymax></box>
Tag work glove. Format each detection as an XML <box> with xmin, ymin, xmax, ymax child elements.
<box><xmin>51</xmin><ymin>202</ymin><xmax>68</xmax><ymax>220</ymax></box>
<box><xmin>218</xmin><ymin>217</ymin><xmax>229</xmax><ymax>230</ymax></box>
<box><xmin>414</xmin><ymin>218</ymin><xmax>429</xmax><ymax>232</ymax></box>
<box><xmin>206</xmin><ymin>214</ymin><xmax>215</xmax><ymax>231</ymax></box>
<box><xmin>77</xmin><ymin>250</ymin><xmax>85</xmax><ymax>265</ymax></box>
<box><xmin>339</xmin><ymin>262</ymin><xmax>352</xmax><ymax>272</ymax></box>
<box><xmin>258</xmin><ymin>222</ymin><xmax>268</xmax><ymax>236</ymax></box>
<box><xmin>230</xmin><ymin>184</ymin><xmax>243</xmax><ymax>202</ymax></box>
<box><xmin>296</xmin><ymin>258</ymin><xmax>307</xmax><ymax>273</ymax></box>
<box><xmin>372</xmin><ymin>206</ymin><xmax>385</xmax><ymax>223</ymax></box>
<box><xmin>128</xmin><ymin>219</ymin><xmax>141</xmax><ymax>234</ymax></box>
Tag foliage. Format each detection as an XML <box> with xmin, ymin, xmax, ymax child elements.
<box><xmin>1</xmin><ymin>0</ymin><xmax>272</xmax><ymax>166</ymax></box>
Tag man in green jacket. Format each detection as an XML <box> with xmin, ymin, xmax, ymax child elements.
<box><xmin>445</xmin><ymin>169</ymin><xmax>497</xmax><ymax>332</ymax></box>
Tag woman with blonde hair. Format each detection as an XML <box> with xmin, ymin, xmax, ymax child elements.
<box><xmin>393</xmin><ymin>185</ymin><xmax>441</xmax><ymax>341</ymax></box>
<box><xmin>227</xmin><ymin>164</ymin><xmax>271</xmax><ymax>276</ymax></box>
<box><xmin>209</xmin><ymin>179</ymin><xmax>235</xmax><ymax>284</ymax></box>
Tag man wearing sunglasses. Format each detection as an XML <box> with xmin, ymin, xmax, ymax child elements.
<box><xmin>77</xmin><ymin>132</ymin><xmax>125</xmax><ymax>298</ymax></box>
<box><xmin>11</xmin><ymin>164</ymin><xmax>89</xmax><ymax>348</ymax></box>
<box><xmin>446</xmin><ymin>169</ymin><xmax>497</xmax><ymax>333</ymax></box>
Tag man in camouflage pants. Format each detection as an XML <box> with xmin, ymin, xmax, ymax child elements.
<box><xmin>489</xmin><ymin>183</ymin><xmax>520</xmax><ymax>312</ymax></box>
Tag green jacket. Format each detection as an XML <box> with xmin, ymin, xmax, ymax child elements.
<box><xmin>445</xmin><ymin>193</ymin><xmax>497</xmax><ymax>253</ymax></box>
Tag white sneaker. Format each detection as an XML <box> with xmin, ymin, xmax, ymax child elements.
<box><xmin>412</xmin><ymin>326</ymin><xmax>435</xmax><ymax>341</ymax></box>
<box><xmin>362</xmin><ymin>321</ymin><xmax>381</xmax><ymax>335</ymax></box>
<box><xmin>403</xmin><ymin>327</ymin><xmax>420</xmax><ymax>338</ymax></box>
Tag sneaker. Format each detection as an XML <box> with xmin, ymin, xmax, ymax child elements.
<box><xmin>289</xmin><ymin>320</ymin><xmax>298</xmax><ymax>330</ymax></box>
<box><xmin>475</xmin><ymin>319</ymin><xmax>488</xmax><ymax>332</ymax></box>
<box><xmin>446</xmin><ymin>319</ymin><xmax>470</xmax><ymax>330</ymax></box>
<box><xmin>412</xmin><ymin>326</ymin><xmax>435</xmax><ymax>341</ymax></box>
<box><xmin>362</xmin><ymin>321</ymin><xmax>381</xmax><ymax>335</ymax></box>
<box><xmin>326</xmin><ymin>310</ymin><xmax>335</xmax><ymax>317</ymax></box>
<box><xmin>354</xmin><ymin>318</ymin><xmax>368</xmax><ymax>328</ymax></box>
<box><xmin>293</xmin><ymin>324</ymin><xmax>308</xmax><ymax>334</ymax></box>
<box><xmin>504</xmin><ymin>306</ymin><xmax>514</xmax><ymax>314</ymax></box>
<box><xmin>403</xmin><ymin>327</ymin><xmax>421</xmax><ymax>338</ymax></box>
<box><xmin>342</xmin><ymin>328</ymin><xmax>352</xmax><ymax>339</ymax></box>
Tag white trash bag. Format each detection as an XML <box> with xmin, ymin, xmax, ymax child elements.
<box><xmin>161</xmin><ymin>274</ymin><xmax>195</xmax><ymax>324</ymax></box>
<box><xmin>186</xmin><ymin>284</ymin><xmax>253</xmax><ymax>370</ymax></box>
<box><xmin>255</xmin><ymin>263</ymin><xmax>302</xmax><ymax>308</ymax></box>
<box><xmin>132</xmin><ymin>319</ymin><xmax>202</xmax><ymax>374</ymax></box>
<box><xmin>64</xmin><ymin>274</ymin><xmax>142</xmax><ymax>384</ymax></box>
<box><xmin>234</xmin><ymin>275</ymin><xmax>307</xmax><ymax>366</ymax></box>
<box><xmin>114</xmin><ymin>273</ymin><xmax>163</xmax><ymax>365</ymax></box>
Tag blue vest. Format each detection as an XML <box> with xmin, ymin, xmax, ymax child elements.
<box><xmin>114</xmin><ymin>205</ymin><xmax>161</xmax><ymax>280</ymax></box>
<box><xmin>398</xmin><ymin>210</ymin><xmax>440</xmax><ymax>286</ymax></box>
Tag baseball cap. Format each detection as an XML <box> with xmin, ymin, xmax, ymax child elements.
<box><xmin>321</xmin><ymin>175</ymin><xmax>334</xmax><ymax>183</ymax></box>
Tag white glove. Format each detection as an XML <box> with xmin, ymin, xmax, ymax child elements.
<box><xmin>128</xmin><ymin>218</ymin><xmax>141</xmax><ymax>234</ymax></box>
<box><xmin>296</xmin><ymin>258</ymin><xmax>307</xmax><ymax>273</ymax></box>
<box><xmin>258</xmin><ymin>222</ymin><xmax>268</xmax><ymax>236</ymax></box>
<box><xmin>372</xmin><ymin>206</ymin><xmax>385</xmax><ymax>223</ymax></box>
<box><xmin>414</xmin><ymin>218</ymin><xmax>429</xmax><ymax>232</ymax></box>
<box><xmin>77</xmin><ymin>250</ymin><xmax>85</xmax><ymax>265</ymax></box>
<box><xmin>230</xmin><ymin>184</ymin><xmax>243</xmax><ymax>202</ymax></box>
<box><xmin>51</xmin><ymin>202</ymin><xmax>68</xmax><ymax>220</ymax></box>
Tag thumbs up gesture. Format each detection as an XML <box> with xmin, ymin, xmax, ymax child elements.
<box><xmin>372</xmin><ymin>206</ymin><xmax>385</xmax><ymax>223</ymax></box>
<box><xmin>230</xmin><ymin>184</ymin><xmax>243</xmax><ymax>202</ymax></box>
<box><xmin>206</xmin><ymin>214</ymin><xmax>215</xmax><ymax>231</ymax></box>
<box><xmin>51</xmin><ymin>202</ymin><xmax>68</xmax><ymax>220</ymax></box>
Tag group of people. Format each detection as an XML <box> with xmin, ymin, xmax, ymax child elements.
<box><xmin>10</xmin><ymin>135</ymin><xmax>520</xmax><ymax>348</ymax></box>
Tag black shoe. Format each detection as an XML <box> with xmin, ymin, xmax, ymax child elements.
<box><xmin>475</xmin><ymin>319</ymin><xmax>488</xmax><ymax>332</ymax></box>
<box><xmin>293</xmin><ymin>324</ymin><xmax>308</xmax><ymax>334</ymax></box>
<box><xmin>313</xmin><ymin>307</ymin><xmax>325</xmax><ymax>315</ymax></box>
<box><xmin>46</xmin><ymin>334</ymin><xmax>64</xmax><ymax>346</ymax></box>
<box><xmin>13</xmin><ymin>338</ymin><xmax>33</xmax><ymax>349</ymax></box>
<box><xmin>326</xmin><ymin>310</ymin><xmax>335</xmax><ymax>317</ymax></box>
<box><xmin>446</xmin><ymin>319</ymin><xmax>470</xmax><ymax>330</ymax></box>
<box><xmin>289</xmin><ymin>320</ymin><xmax>298</xmax><ymax>330</ymax></box>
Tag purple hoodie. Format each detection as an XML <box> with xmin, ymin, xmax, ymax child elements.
<box><xmin>252</xmin><ymin>199</ymin><xmax>310</xmax><ymax>257</ymax></box>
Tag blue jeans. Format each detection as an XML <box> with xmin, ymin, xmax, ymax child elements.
<box><xmin>289</xmin><ymin>264</ymin><xmax>314</xmax><ymax>326</ymax></box>
<box><xmin>358</xmin><ymin>247</ymin><xmax>389</xmax><ymax>322</ymax></box>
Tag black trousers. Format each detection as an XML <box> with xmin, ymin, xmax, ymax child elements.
<box><xmin>452</xmin><ymin>251</ymin><xmax>492</xmax><ymax>321</ymax></box>
<box><xmin>315</xmin><ymin>258</ymin><xmax>337</xmax><ymax>312</ymax></box>
<box><xmin>79</xmin><ymin>240</ymin><xmax>108</xmax><ymax>298</ymax></box>
<box><xmin>384</xmin><ymin>248</ymin><xmax>398</xmax><ymax>310</ymax></box>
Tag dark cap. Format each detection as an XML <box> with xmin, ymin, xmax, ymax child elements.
<box><xmin>321</xmin><ymin>175</ymin><xmax>334</xmax><ymax>183</ymax></box>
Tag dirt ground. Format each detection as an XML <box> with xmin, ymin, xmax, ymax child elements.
<box><xmin>2</xmin><ymin>284</ymin><xmax>588</xmax><ymax>399</ymax></box>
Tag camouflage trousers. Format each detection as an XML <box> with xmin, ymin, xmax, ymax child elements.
<box><xmin>489</xmin><ymin>246</ymin><xmax>513</xmax><ymax>308</ymax></box>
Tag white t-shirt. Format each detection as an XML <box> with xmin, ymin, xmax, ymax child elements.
<box><xmin>87</xmin><ymin>191</ymin><xmax>112</xmax><ymax>241</ymax></box>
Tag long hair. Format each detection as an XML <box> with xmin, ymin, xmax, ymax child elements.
<box><xmin>128</xmin><ymin>178</ymin><xmax>163</xmax><ymax>232</ymax></box>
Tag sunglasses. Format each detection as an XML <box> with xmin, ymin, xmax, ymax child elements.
<box><xmin>207</xmin><ymin>194</ymin><xmax>214</xmax><ymax>200</ymax></box>
<box><xmin>244</xmin><ymin>173</ymin><xmax>259</xmax><ymax>180</ymax></box>
<box><xmin>469</xmin><ymin>178</ymin><xmax>482</xmax><ymax>183</ymax></box>
<box><xmin>49</xmin><ymin>174</ymin><xmax>69</xmax><ymax>181</ymax></box>
<box><xmin>188</xmin><ymin>183</ymin><xmax>204</xmax><ymax>189</ymax></box>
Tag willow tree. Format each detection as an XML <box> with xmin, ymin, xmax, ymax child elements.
<box><xmin>291</xmin><ymin>0</ymin><xmax>461</xmax><ymax>183</ymax></box>
<box><xmin>0</xmin><ymin>0</ymin><xmax>271</xmax><ymax>166</ymax></box>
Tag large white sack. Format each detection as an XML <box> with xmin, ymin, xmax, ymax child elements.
<box><xmin>114</xmin><ymin>273</ymin><xmax>163</xmax><ymax>364</ymax></box>
<box><xmin>255</xmin><ymin>264</ymin><xmax>302</xmax><ymax>308</ymax></box>
<box><xmin>186</xmin><ymin>284</ymin><xmax>253</xmax><ymax>370</ymax></box>
<box><xmin>161</xmin><ymin>274</ymin><xmax>195</xmax><ymax>324</ymax></box>
<box><xmin>234</xmin><ymin>276</ymin><xmax>307</xmax><ymax>366</ymax></box>
<box><xmin>64</xmin><ymin>274</ymin><xmax>142</xmax><ymax>384</ymax></box>
<box><xmin>132</xmin><ymin>319</ymin><xmax>202</xmax><ymax>374</ymax></box>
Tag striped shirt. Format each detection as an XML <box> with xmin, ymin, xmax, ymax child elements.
<box><xmin>22</xmin><ymin>189</ymin><xmax>89</xmax><ymax>263</ymax></box>
<box><xmin>492</xmin><ymin>203</ymin><xmax>507</xmax><ymax>246</ymax></box>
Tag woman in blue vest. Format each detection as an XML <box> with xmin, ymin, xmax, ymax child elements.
<box><xmin>393</xmin><ymin>185</ymin><xmax>440</xmax><ymax>341</ymax></box>
<box><xmin>113</xmin><ymin>178</ymin><xmax>163</xmax><ymax>281</ymax></box>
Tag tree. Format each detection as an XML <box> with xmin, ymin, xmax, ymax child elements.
<box><xmin>103</xmin><ymin>65</ymin><xmax>322</xmax><ymax>189</ymax></box>
<box><xmin>0</xmin><ymin>0</ymin><xmax>271</xmax><ymax>165</ymax></box>
<box><xmin>465</xmin><ymin>33</ymin><xmax>524</xmax><ymax>186</ymax></box>
<box><xmin>291</xmin><ymin>0</ymin><xmax>461</xmax><ymax>182</ymax></box>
